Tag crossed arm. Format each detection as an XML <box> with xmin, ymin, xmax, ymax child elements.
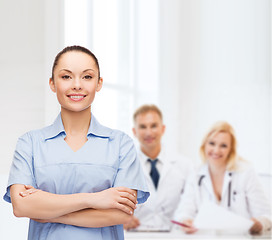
<box><xmin>10</xmin><ymin>184</ymin><xmax>137</xmax><ymax>228</ymax></box>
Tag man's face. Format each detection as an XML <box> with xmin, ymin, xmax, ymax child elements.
<box><xmin>133</xmin><ymin>111</ymin><xmax>165</xmax><ymax>151</ymax></box>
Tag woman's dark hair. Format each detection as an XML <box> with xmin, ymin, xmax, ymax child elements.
<box><xmin>51</xmin><ymin>45</ymin><xmax>100</xmax><ymax>80</ymax></box>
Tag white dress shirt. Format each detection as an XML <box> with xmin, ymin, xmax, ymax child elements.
<box><xmin>173</xmin><ymin>161</ymin><xmax>271</xmax><ymax>231</ymax></box>
<box><xmin>134</xmin><ymin>146</ymin><xmax>193</xmax><ymax>231</ymax></box>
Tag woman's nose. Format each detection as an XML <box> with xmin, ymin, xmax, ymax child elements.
<box><xmin>72</xmin><ymin>78</ymin><xmax>82</xmax><ymax>90</ymax></box>
<box><xmin>213</xmin><ymin>145</ymin><xmax>220</xmax><ymax>153</ymax></box>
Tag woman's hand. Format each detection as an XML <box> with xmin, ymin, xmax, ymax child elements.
<box><xmin>181</xmin><ymin>219</ymin><xmax>197</xmax><ymax>234</ymax></box>
<box><xmin>249</xmin><ymin>218</ymin><xmax>263</xmax><ymax>235</ymax></box>
<box><xmin>123</xmin><ymin>216</ymin><xmax>140</xmax><ymax>230</ymax></box>
<box><xmin>19</xmin><ymin>185</ymin><xmax>39</xmax><ymax>197</ymax></box>
<box><xmin>89</xmin><ymin>187</ymin><xmax>137</xmax><ymax>215</ymax></box>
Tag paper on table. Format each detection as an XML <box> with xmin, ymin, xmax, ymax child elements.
<box><xmin>194</xmin><ymin>201</ymin><xmax>253</xmax><ymax>231</ymax></box>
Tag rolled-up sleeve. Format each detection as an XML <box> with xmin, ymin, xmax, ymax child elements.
<box><xmin>245</xmin><ymin>168</ymin><xmax>272</xmax><ymax>231</ymax></box>
<box><xmin>3</xmin><ymin>132</ymin><xmax>36</xmax><ymax>203</ymax></box>
<box><xmin>173</xmin><ymin>171</ymin><xmax>199</xmax><ymax>222</ymax></box>
<box><xmin>113</xmin><ymin>133</ymin><xmax>149</xmax><ymax>204</ymax></box>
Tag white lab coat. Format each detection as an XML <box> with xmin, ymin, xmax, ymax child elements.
<box><xmin>173</xmin><ymin>161</ymin><xmax>271</xmax><ymax>231</ymax></box>
<box><xmin>134</xmin><ymin>147</ymin><xmax>193</xmax><ymax>230</ymax></box>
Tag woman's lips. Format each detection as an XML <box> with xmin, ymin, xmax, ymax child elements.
<box><xmin>67</xmin><ymin>94</ymin><xmax>86</xmax><ymax>101</ymax></box>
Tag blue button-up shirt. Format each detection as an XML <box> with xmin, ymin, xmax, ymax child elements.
<box><xmin>4</xmin><ymin>113</ymin><xmax>149</xmax><ymax>240</ymax></box>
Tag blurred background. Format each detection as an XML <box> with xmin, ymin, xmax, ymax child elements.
<box><xmin>0</xmin><ymin>0</ymin><xmax>271</xmax><ymax>238</ymax></box>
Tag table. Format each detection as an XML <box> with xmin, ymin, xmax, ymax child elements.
<box><xmin>124</xmin><ymin>228</ymin><xmax>271</xmax><ymax>240</ymax></box>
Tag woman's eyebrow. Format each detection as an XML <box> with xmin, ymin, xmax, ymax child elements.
<box><xmin>83</xmin><ymin>69</ymin><xmax>95</xmax><ymax>73</ymax></box>
<box><xmin>60</xmin><ymin>69</ymin><xmax>72</xmax><ymax>73</ymax></box>
<box><xmin>59</xmin><ymin>69</ymin><xmax>95</xmax><ymax>73</ymax></box>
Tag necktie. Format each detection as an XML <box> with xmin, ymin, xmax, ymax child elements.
<box><xmin>148</xmin><ymin>159</ymin><xmax>160</xmax><ymax>189</ymax></box>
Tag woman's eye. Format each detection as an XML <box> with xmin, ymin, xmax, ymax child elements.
<box><xmin>61</xmin><ymin>75</ymin><xmax>71</xmax><ymax>79</ymax></box>
<box><xmin>221</xmin><ymin>144</ymin><xmax>228</xmax><ymax>148</ymax></box>
<box><xmin>208</xmin><ymin>141</ymin><xmax>215</xmax><ymax>146</ymax></box>
<box><xmin>84</xmin><ymin>75</ymin><xmax>92</xmax><ymax>80</ymax></box>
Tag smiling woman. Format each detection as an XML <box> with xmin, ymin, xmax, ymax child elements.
<box><xmin>200</xmin><ymin>122</ymin><xmax>238</xmax><ymax>171</ymax></box>
<box><xmin>3</xmin><ymin>45</ymin><xmax>149</xmax><ymax>240</ymax></box>
<box><xmin>49</xmin><ymin>47</ymin><xmax>103</xmax><ymax>117</ymax></box>
<box><xmin>173</xmin><ymin>121</ymin><xmax>271</xmax><ymax>235</ymax></box>
<box><xmin>204</xmin><ymin>132</ymin><xmax>232</xmax><ymax>169</ymax></box>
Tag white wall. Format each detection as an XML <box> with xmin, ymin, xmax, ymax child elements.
<box><xmin>0</xmin><ymin>0</ymin><xmax>46</xmax><ymax>174</ymax></box>
<box><xmin>0</xmin><ymin>0</ymin><xmax>65</xmax><ymax>174</ymax></box>
<box><xmin>159</xmin><ymin>0</ymin><xmax>271</xmax><ymax>174</ymax></box>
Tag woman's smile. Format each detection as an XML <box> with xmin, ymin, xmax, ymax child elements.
<box><xmin>67</xmin><ymin>94</ymin><xmax>87</xmax><ymax>102</ymax></box>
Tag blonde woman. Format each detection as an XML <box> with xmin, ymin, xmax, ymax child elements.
<box><xmin>173</xmin><ymin>121</ymin><xmax>271</xmax><ymax>235</ymax></box>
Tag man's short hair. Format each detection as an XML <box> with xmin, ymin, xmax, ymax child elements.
<box><xmin>133</xmin><ymin>104</ymin><xmax>163</xmax><ymax>124</ymax></box>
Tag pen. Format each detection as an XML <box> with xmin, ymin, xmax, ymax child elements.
<box><xmin>171</xmin><ymin>220</ymin><xmax>191</xmax><ymax>228</ymax></box>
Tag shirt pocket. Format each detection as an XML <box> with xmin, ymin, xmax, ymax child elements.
<box><xmin>230</xmin><ymin>191</ymin><xmax>251</xmax><ymax>218</ymax></box>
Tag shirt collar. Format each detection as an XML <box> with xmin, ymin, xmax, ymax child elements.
<box><xmin>44</xmin><ymin>113</ymin><xmax>65</xmax><ymax>140</ymax></box>
<box><xmin>198</xmin><ymin>164</ymin><xmax>233</xmax><ymax>177</ymax></box>
<box><xmin>44</xmin><ymin>113</ymin><xmax>112</xmax><ymax>140</ymax></box>
<box><xmin>198</xmin><ymin>164</ymin><xmax>209</xmax><ymax>177</ymax></box>
<box><xmin>87</xmin><ymin>114</ymin><xmax>113</xmax><ymax>138</ymax></box>
<box><xmin>139</xmin><ymin>146</ymin><xmax>165</xmax><ymax>164</ymax></box>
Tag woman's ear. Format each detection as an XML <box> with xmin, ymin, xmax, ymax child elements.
<box><xmin>96</xmin><ymin>77</ymin><xmax>103</xmax><ymax>92</ymax></box>
<box><xmin>49</xmin><ymin>78</ymin><xmax>56</xmax><ymax>93</ymax></box>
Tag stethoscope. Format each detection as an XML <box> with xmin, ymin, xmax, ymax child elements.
<box><xmin>198</xmin><ymin>172</ymin><xmax>236</xmax><ymax>207</ymax></box>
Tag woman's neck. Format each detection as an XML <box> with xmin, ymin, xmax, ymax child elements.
<box><xmin>208</xmin><ymin>163</ymin><xmax>227</xmax><ymax>202</ymax></box>
<box><xmin>61</xmin><ymin>108</ymin><xmax>91</xmax><ymax>136</ymax></box>
<box><xmin>208</xmin><ymin>163</ymin><xmax>226</xmax><ymax>178</ymax></box>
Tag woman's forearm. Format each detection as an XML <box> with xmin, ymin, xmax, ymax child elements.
<box><xmin>10</xmin><ymin>184</ymin><xmax>91</xmax><ymax>219</ymax></box>
<box><xmin>50</xmin><ymin>208</ymin><xmax>133</xmax><ymax>228</ymax></box>
<box><xmin>11</xmin><ymin>184</ymin><xmax>137</xmax><ymax>220</ymax></box>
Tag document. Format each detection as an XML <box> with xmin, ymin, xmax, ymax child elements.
<box><xmin>194</xmin><ymin>201</ymin><xmax>253</xmax><ymax>231</ymax></box>
<box><xmin>128</xmin><ymin>225</ymin><xmax>171</xmax><ymax>232</ymax></box>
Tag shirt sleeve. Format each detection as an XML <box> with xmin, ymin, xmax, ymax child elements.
<box><xmin>173</xmin><ymin>170</ymin><xmax>199</xmax><ymax>222</ymax></box>
<box><xmin>3</xmin><ymin>132</ymin><xmax>36</xmax><ymax>203</ymax></box>
<box><xmin>113</xmin><ymin>133</ymin><xmax>150</xmax><ymax>204</ymax></box>
<box><xmin>244</xmin><ymin>167</ymin><xmax>272</xmax><ymax>231</ymax></box>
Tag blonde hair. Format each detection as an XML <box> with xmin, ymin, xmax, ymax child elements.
<box><xmin>199</xmin><ymin>121</ymin><xmax>238</xmax><ymax>170</ymax></box>
<box><xmin>133</xmin><ymin>104</ymin><xmax>163</xmax><ymax>124</ymax></box>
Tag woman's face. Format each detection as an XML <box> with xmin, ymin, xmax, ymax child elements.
<box><xmin>49</xmin><ymin>51</ymin><xmax>103</xmax><ymax>113</ymax></box>
<box><xmin>204</xmin><ymin>131</ymin><xmax>232</xmax><ymax>168</ymax></box>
